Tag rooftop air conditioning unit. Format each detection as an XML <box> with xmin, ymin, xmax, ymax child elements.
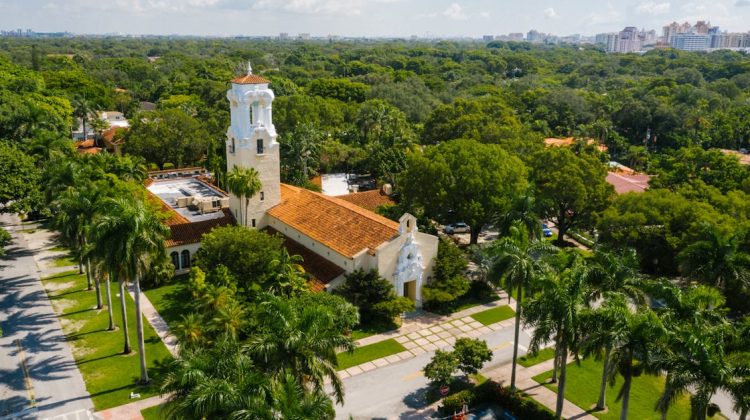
<box><xmin>176</xmin><ymin>196</ymin><xmax>191</xmax><ymax>208</ymax></box>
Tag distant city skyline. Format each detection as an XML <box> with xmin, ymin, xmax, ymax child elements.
<box><xmin>1</xmin><ymin>0</ymin><xmax>750</xmax><ymax>38</ymax></box>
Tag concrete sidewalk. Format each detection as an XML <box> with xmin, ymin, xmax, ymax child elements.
<box><xmin>126</xmin><ymin>286</ymin><xmax>179</xmax><ymax>358</ymax></box>
<box><xmin>96</xmin><ymin>395</ymin><xmax>166</xmax><ymax>420</ymax></box>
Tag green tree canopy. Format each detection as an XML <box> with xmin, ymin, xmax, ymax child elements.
<box><xmin>400</xmin><ymin>139</ymin><xmax>528</xmax><ymax>244</ymax></box>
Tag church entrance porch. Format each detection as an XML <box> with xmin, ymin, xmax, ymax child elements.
<box><xmin>402</xmin><ymin>280</ymin><xmax>418</xmax><ymax>302</ymax></box>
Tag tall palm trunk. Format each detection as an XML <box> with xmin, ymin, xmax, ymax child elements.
<box><xmin>105</xmin><ymin>273</ymin><xmax>115</xmax><ymax>330</ymax></box>
<box><xmin>555</xmin><ymin>342</ymin><xmax>568</xmax><ymax>419</ymax></box>
<box><xmin>84</xmin><ymin>259</ymin><xmax>92</xmax><ymax>289</ymax></box>
<box><xmin>597</xmin><ymin>346</ymin><xmax>611</xmax><ymax>410</ymax></box>
<box><xmin>620</xmin><ymin>356</ymin><xmax>633</xmax><ymax>420</ymax></box>
<box><xmin>117</xmin><ymin>272</ymin><xmax>131</xmax><ymax>354</ymax></box>
<box><xmin>134</xmin><ymin>277</ymin><xmax>149</xmax><ymax>383</ymax></box>
<box><xmin>510</xmin><ymin>282</ymin><xmax>523</xmax><ymax>389</ymax></box>
<box><xmin>739</xmin><ymin>408</ymin><xmax>747</xmax><ymax>420</ymax></box>
<box><xmin>79</xmin><ymin>257</ymin><xmax>84</xmax><ymax>275</ymax></box>
<box><xmin>92</xmin><ymin>261</ymin><xmax>102</xmax><ymax>309</ymax></box>
<box><xmin>245</xmin><ymin>197</ymin><xmax>250</xmax><ymax>227</ymax></box>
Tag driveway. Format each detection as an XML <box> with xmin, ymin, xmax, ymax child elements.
<box><xmin>0</xmin><ymin>214</ymin><xmax>93</xmax><ymax>419</ymax></box>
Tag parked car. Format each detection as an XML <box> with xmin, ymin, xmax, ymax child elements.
<box><xmin>542</xmin><ymin>223</ymin><xmax>553</xmax><ymax>238</ymax></box>
<box><xmin>444</xmin><ymin>222</ymin><xmax>470</xmax><ymax>234</ymax></box>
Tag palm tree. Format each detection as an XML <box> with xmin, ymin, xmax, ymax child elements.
<box><xmin>268</xmin><ymin>248</ymin><xmax>307</xmax><ymax>297</ymax></box>
<box><xmin>94</xmin><ymin>197</ymin><xmax>169</xmax><ymax>383</ymax></box>
<box><xmin>608</xmin><ymin>308</ymin><xmax>666</xmax><ymax>420</ymax></box>
<box><xmin>281</xmin><ymin>123</ymin><xmax>322</xmax><ymax>185</ymax></box>
<box><xmin>522</xmin><ymin>255</ymin><xmax>589</xmax><ymax>419</ymax></box>
<box><xmin>53</xmin><ymin>185</ymin><xmax>102</xmax><ymax>291</ymax></box>
<box><xmin>654</xmin><ymin>283</ymin><xmax>733</xmax><ymax>420</ymax></box>
<box><xmin>226</xmin><ymin>165</ymin><xmax>262</xmax><ymax>226</ymax></box>
<box><xmin>72</xmin><ymin>96</ymin><xmax>99</xmax><ymax>144</ymax></box>
<box><xmin>161</xmin><ymin>338</ymin><xmax>335</xmax><ymax>419</ymax></box>
<box><xmin>678</xmin><ymin>223</ymin><xmax>750</xmax><ymax>294</ymax></box>
<box><xmin>494</xmin><ymin>193</ymin><xmax>542</xmax><ymax>240</ymax></box>
<box><xmin>488</xmin><ymin>221</ymin><xmax>557</xmax><ymax>389</ymax></box>
<box><xmin>658</xmin><ymin>323</ymin><xmax>732</xmax><ymax>420</ymax></box>
<box><xmin>245</xmin><ymin>295</ymin><xmax>354</xmax><ymax>405</ymax></box>
<box><xmin>585</xmin><ymin>248</ymin><xmax>645</xmax><ymax>305</ymax></box>
<box><xmin>579</xmin><ymin>293</ymin><xmax>631</xmax><ymax>411</ymax></box>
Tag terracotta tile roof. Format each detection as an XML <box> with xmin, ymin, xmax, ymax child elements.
<box><xmin>75</xmin><ymin>139</ymin><xmax>96</xmax><ymax>148</ymax></box>
<box><xmin>230</xmin><ymin>74</ymin><xmax>271</xmax><ymax>85</ymax></box>
<box><xmin>268</xmin><ymin>184</ymin><xmax>399</xmax><ymax>258</ymax></box>
<box><xmin>544</xmin><ymin>137</ymin><xmax>608</xmax><ymax>152</ymax></box>
<box><xmin>606</xmin><ymin>172</ymin><xmax>651</xmax><ymax>194</ymax></box>
<box><xmin>164</xmin><ymin>209</ymin><xmax>233</xmax><ymax>247</ymax></box>
<box><xmin>338</xmin><ymin>190</ymin><xmax>396</xmax><ymax>212</ymax></box>
<box><xmin>265</xmin><ymin>227</ymin><xmax>345</xmax><ymax>292</ymax></box>
<box><xmin>166</xmin><ymin>209</ymin><xmax>235</xmax><ymax>247</ymax></box>
<box><xmin>719</xmin><ymin>149</ymin><xmax>750</xmax><ymax>165</ymax></box>
<box><xmin>77</xmin><ymin>147</ymin><xmax>102</xmax><ymax>155</ymax></box>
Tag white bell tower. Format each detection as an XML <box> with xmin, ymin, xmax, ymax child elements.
<box><xmin>225</xmin><ymin>63</ymin><xmax>280</xmax><ymax>229</ymax></box>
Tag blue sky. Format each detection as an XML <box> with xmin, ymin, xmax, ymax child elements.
<box><xmin>1</xmin><ymin>0</ymin><xmax>749</xmax><ymax>37</ymax></box>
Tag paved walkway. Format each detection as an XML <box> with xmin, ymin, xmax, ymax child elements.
<box><xmin>0</xmin><ymin>214</ymin><xmax>94</xmax><ymax>419</ymax></box>
<box><xmin>340</xmin><ymin>299</ymin><xmax>517</xmax><ymax>380</ymax></box>
<box><xmin>484</xmin><ymin>355</ymin><xmax>597</xmax><ymax>420</ymax></box>
<box><xmin>96</xmin><ymin>395</ymin><xmax>166</xmax><ymax>420</ymax></box>
<box><xmin>126</xmin><ymin>286</ymin><xmax>179</xmax><ymax>358</ymax></box>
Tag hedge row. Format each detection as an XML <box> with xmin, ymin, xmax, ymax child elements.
<box><xmin>440</xmin><ymin>380</ymin><xmax>555</xmax><ymax>420</ymax></box>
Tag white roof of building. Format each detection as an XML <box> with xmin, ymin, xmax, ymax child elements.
<box><xmin>147</xmin><ymin>178</ymin><xmax>228</xmax><ymax>223</ymax></box>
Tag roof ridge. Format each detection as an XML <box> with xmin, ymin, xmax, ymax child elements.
<box><xmin>280</xmin><ymin>184</ymin><xmax>398</xmax><ymax>231</ymax></box>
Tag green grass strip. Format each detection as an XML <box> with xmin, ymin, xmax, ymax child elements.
<box><xmin>42</xmin><ymin>271</ymin><xmax>173</xmax><ymax>411</ymax></box>
<box><xmin>470</xmin><ymin>305</ymin><xmax>515</xmax><ymax>326</ymax></box>
<box><xmin>337</xmin><ymin>338</ymin><xmax>406</xmax><ymax>370</ymax></box>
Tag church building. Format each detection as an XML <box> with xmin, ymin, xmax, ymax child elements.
<box><xmin>150</xmin><ymin>67</ymin><xmax>438</xmax><ymax>307</ymax></box>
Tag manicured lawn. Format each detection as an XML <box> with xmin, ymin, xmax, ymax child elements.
<box><xmin>470</xmin><ymin>306</ymin><xmax>515</xmax><ymax>326</ymax></box>
<box><xmin>141</xmin><ymin>403</ymin><xmax>167</xmax><ymax>420</ymax></box>
<box><xmin>42</xmin><ymin>271</ymin><xmax>173</xmax><ymax>411</ymax></box>
<box><xmin>518</xmin><ymin>347</ymin><xmax>556</xmax><ymax>367</ymax></box>
<box><xmin>143</xmin><ymin>281</ymin><xmax>191</xmax><ymax>327</ymax></box>
<box><xmin>51</xmin><ymin>254</ymin><xmax>78</xmax><ymax>267</ymax></box>
<box><xmin>336</xmin><ymin>338</ymin><xmax>406</xmax><ymax>370</ymax></box>
<box><xmin>532</xmin><ymin>358</ymin><xmax>695</xmax><ymax>420</ymax></box>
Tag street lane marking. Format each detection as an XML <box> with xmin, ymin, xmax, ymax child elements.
<box><xmin>15</xmin><ymin>339</ymin><xmax>36</xmax><ymax>408</ymax></box>
<box><xmin>401</xmin><ymin>370</ymin><xmax>424</xmax><ymax>381</ymax></box>
<box><xmin>492</xmin><ymin>341</ymin><xmax>512</xmax><ymax>351</ymax></box>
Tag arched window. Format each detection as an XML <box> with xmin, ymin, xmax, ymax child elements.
<box><xmin>180</xmin><ymin>250</ymin><xmax>191</xmax><ymax>269</ymax></box>
<box><xmin>170</xmin><ymin>251</ymin><xmax>179</xmax><ymax>269</ymax></box>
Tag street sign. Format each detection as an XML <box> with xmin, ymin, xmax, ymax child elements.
<box><xmin>440</xmin><ymin>385</ymin><xmax>450</xmax><ymax>396</ymax></box>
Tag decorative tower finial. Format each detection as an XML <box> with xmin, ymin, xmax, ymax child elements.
<box><xmin>247</xmin><ymin>61</ymin><xmax>253</xmax><ymax>75</ymax></box>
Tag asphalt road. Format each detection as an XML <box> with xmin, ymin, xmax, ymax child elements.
<box><xmin>0</xmin><ymin>214</ymin><xmax>93</xmax><ymax>419</ymax></box>
<box><xmin>335</xmin><ymin>324</ymin><xmax>532</xmax><ymax>419</ymax></box>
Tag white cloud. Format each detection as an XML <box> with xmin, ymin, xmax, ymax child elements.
<box><xmin>543</xmin><ymin>7</ymin><xmax>558</xmax><ymax>19</ymax></box>
<box><xmin>442</xmin><ymin>3</ymin><xmax>468</xmax><ymax>20</ymax></box>
<box><xmin>635</xmin><ymin>1</ymin><xmax>671</xmax><ymax>15</ymax></box>
<box><xmin>479</xmin><ymin>11</ymin><xmax>490</xmax><ymax>18</ymax></box>
<box><xmin>250</xmin><ymin>0</ymin><xmax>399</xmax><ymax>16</ymax></box>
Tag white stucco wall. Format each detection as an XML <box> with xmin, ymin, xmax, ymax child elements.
<box><xmin>167</xmin><ymin>242</ymin><xmax>201</xmax><ymax>275</ymax></box>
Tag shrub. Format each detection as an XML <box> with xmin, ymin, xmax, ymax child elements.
<box><xmin>423</xmin><ymin>238</ymin><xmax>470</xmax><ymax>311</ymax></box>
<box><xmin>0</xmin><ymin>228</ymin><xmax>11</xmax><ymax>256</ymax></box>
<box><xmin>335</xmin><ymin>269</ymin><xmax>414</xmax><ymax>326</ymax></box>
<box><xmin>439</xmin><ymin>381</ymin><xmax>556</xmax><ymax>419</ymax></box>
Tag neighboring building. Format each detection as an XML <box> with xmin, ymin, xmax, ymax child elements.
<box><xmin>670</xmin><ymin>33</ymin><xmax>711</xmax><ymax>51</ymax></box>
<box><xmin>150</xmin><ymin>67</ymin><xmax>439</xmax><ymax>306</ymax></box>
<box><xmin>482</xmin><ymin>35</ymin><xmax>495</xmax><ymax>42</ymax></box>
<box><xmin>606</xmin><ymin>162</ymin><xmax>651</xmax><ymax>194</ymax></box>
<box><xmin>617</xmin><ymin>27</ymin><xmax>642</xmax><ymax>53</ymax></box>
<box><xmin>718</xmin><ymin>149</ymin><xmax>750</xmax><ymax>166</ymax></box>
<box><xmin>544</xmin><ymin>137</ymin><xmax>608</xmax><ymax>152</ymax></box>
